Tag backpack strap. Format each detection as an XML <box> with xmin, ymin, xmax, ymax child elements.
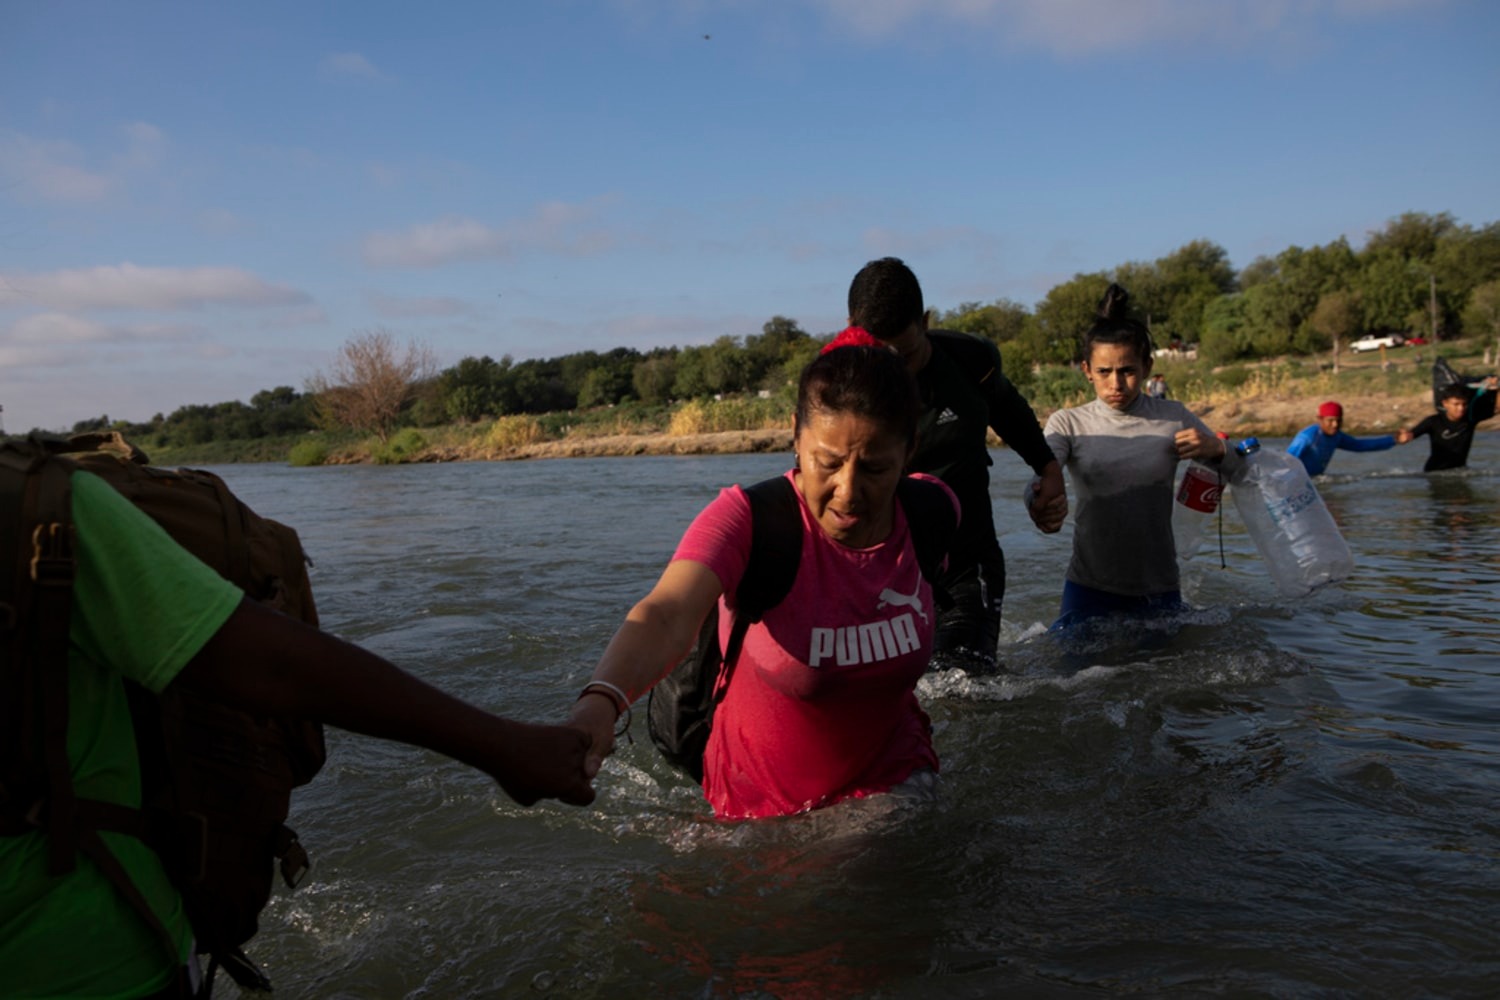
<box><xmin>717</xmin><ymin>474</ymin><xmax>956</xmax><ymax>689</ymax></box>
<box><xmin>737</xmin><ymin>477</ymin><xmax>802</xmax><ymax>619</ymax></box>
<box><xmin>0</xmin><ymin>440</ymin><xmax>79</xmax><ymax>873</ymax></box>
<box><xmin>712</xmin><ymin>476</ymin><xmax>804</xmax><ymax>703</ymax></box>
<box><xmin>897</xmin><ymin>477</ymin><xmax>957</xmax><ymax>608</ymax></box>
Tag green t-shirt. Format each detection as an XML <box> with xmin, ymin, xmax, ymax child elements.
<box><xmin>1</xmin><ymin>470</ymin><xmax>243</xmax><ymax>999</ymax></box>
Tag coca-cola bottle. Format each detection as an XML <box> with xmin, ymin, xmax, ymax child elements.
<box><xmin>1173</xmin><ymin>433</ymin><xmax>1229</xmax><ymax>563</ymax></box>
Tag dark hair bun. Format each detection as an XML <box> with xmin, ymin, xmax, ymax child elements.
<box><xmin>1097</xmin><ymin>282</ymin><xmax>1130</xmax><ymax>322</ymax></box>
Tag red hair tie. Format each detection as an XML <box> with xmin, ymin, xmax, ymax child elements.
<box><xmin>820</xmin><ymin>325</ymin><xmax>884</xmax><ymax>354</ymax></box>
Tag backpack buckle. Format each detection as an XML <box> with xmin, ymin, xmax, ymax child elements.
<box><xmin>29</xmin><ymin>522</ymin><xmax>73</xmax><ymax>587</ymax></box>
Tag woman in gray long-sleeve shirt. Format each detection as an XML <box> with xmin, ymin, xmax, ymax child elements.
<box><xmin>1042</xmin><ymin>284</ymin><xmax>1237</xmax><ymax>628</ymax></box>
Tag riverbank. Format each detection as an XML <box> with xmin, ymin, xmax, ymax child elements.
<box><xmin>132</xmin><ymin>345</ymin><xmax>1492</xmax><ymax>467</ymax></box>
<box><xmin>378</xmin><ymin>383</ymin><xmax>1449</xmax><ymax>464</ymax></box>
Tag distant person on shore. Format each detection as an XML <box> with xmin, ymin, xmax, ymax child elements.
<box><xmin>1406</xmin><ymin>376</ymin><xmax>1499</xmax><ymax>471</ymax></box>
<box><xmin>1287</xmin><ymin>401</ymin><xmax>1413</xmax><ymax>477</ymax></box>
<box><xmin>1043</xmin><ymin>283</ymin><xmax>1238</xmax><ymax>629</ymax></box>
<box><xmin>843</xmin><ymin>257</ymin><xmax>1066</xmax><ymax>673</ymax></box>
<box><xmin>1145</xmin><ymin>373</ymin><xmax>1170</xmax><ymax>399</ymax></box>
<box><xmin>570</xmin><ymin>346</ymin><xmax>958</xmax><ymax>819</ymax></box>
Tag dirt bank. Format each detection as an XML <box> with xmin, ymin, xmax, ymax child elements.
<box><xmin>404</xmin><ymin>386</ymin><xmax>1447</xmax><ymax>463</ymax></box>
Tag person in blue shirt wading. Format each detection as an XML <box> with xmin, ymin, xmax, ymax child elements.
<box><xmin>1286</xmin><ymin>400</ymin><xmax>1413</xmax><ymax>477</ymax></box>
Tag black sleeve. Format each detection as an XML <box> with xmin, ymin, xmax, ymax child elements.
<box><xmin>979</xmin><ymin>368</ymin><xmax>1057</xmax><ymax>475</ymax></box>
<box><xmin>928</xmin><ymin>330</ymin><xmax>1056</xmax><ymax>475</ymax></box>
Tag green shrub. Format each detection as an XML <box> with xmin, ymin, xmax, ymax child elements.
<box><xmin>372</xmin><ymin>428</ymin><xmax>426</xmax><ymax>464</ymax></box>
<box><xmin>486</xmin><ymin>415</ymin><xmax>546</xmax><ymax>451</ymax></box>
<box><xmin>1211</xmin><ymin>366</ymin><xmax>1253</xmax><ymax>390</ymax></box>
<box><xmin>1025</xmin><ymin>366</ymin><xmax>1090</xmax><ymax>411</ymax></box>
<box><xmin>288</xmin><ymin>440</ymin><xmax>328</xmax><ymax>467</ymax></box>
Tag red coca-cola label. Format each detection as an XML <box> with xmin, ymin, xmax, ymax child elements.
<box><xmin>1176</xmin><ymin>465</ymin><xmax>1221</xmax><ymax>513</ymax></box>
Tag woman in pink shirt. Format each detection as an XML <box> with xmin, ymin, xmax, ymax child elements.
<box><xmin>570</xmin><ymin>345</ymin><xmax>957</xmax><ymax>818</ymax></box>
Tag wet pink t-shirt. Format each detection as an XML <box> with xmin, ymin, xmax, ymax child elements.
<box><xmin>672</xmin><ymin>471</ymin><xmax>953</xmax><ymax>819</ymax></box>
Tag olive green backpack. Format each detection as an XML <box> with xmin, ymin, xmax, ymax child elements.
<box><xmin>0</xmin><ymin>432</ymin><xmax>324</xmax><ymax>997</ymax></box>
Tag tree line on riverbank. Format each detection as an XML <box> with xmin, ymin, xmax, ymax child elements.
<box><xmin>53</xmin><ymin>211</ymin><xmax>1500</xmax><ymax>461</ymax></box>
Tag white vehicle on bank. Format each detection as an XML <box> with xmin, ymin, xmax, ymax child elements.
<box><xmin>1350</xmin><ymin>333</ymin><xmax>1405</xmax><ymax>353</ymax></box>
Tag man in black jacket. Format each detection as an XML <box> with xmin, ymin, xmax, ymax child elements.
<box><xmin>847</xmin><ymin>257</ymin><xmax>1067</xmax><ymax>672</ymax></box>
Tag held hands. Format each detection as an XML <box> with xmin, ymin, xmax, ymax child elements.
<box><xmin>1395</xmin><ymin>428</ymin><xmax>1414</xmax><ymax>444</ymax></box>
<box><xmin>488</xmin><ymin>720</ymin><xmax>597</xmax><ymax>807</ymax></box>
<box><xmin>569</xmin><ymin>689</ymin><xmax>621</xmax><ymax>784</ymax></box>
<box><xmin>1174</xmin><ymin>427</ymin><xmax>1224</xmax><ymax>462</ymax></box>
<box><xmin>1026</xmin><ymin>462</ymin><xmax>1068</xmax><ymax>533</ymax></box>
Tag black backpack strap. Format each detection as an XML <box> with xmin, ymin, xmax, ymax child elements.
<box><xmin>713</xmin><ymin>476</ymin><xmax>803</xmax><ymax>699</ymax></box>
<box><xmin>0</xmin><ymin>442</ymin><xmax>80</xmax><ymax>872</ymax></box>
<box><xmin>737</xmin><ymin>477</ymin><xmax>802</xmax><ymax>619</ymax></box>
<box><xmin>896</xmin><ymin>477</ymin><xmax>957</xmax><ymax>608</ymax></box>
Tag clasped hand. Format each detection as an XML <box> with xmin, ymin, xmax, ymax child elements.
<box><xmin>1173</xmin><ymin>427</ymin><xmax>1223</xmax><ymax>461</ymax></box>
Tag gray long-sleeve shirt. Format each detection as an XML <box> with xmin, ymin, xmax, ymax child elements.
<box><xmin>1044</xmin><ymin>395</ymin><xmax>1239</xmax><ymax>597</ymax></box>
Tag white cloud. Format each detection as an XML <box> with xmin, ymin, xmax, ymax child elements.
<box><xmin>363</xmin><ymin>217</ymin><xmax>507</xmax><ymax>268</ymax></box>
<box><xmin>197</xmin><ymin>207</ymin><xmax>248</xmax><ymax>234</ymax></box>
<box><xmin>0</xmin><ymin>133</ymin><xmax>114</xmax><ymax>201</ymax></box>
<box><xmin>252</xmin><ymin>304</ymin><xmax>330</xmax><ymax>330</ymax></box>
<box><xmin>362</xmin><ymin>200</ymin><xmax>618</xmax><ymax>268</ymax></box>
<box><xmin>0</xmin><ymin>121</ymin><xmax>168</xmax><ymax>204</ymax></box>
<box><xmin>115</xmin><ymin>121</ymin><xmax>165</xmax><ymax>170</ymax></box>
<box><xmin>0</xmin><ymin>263</ymin><xmax>311</xmax><ymax>311</ymax></box>
<box><xmin>814</xmin><ymin>0</ymin><xmax>1445</xmax><ymax>55</ymax></box>
<box><xmin>367</xmin><ymin>291</ymin><xmax>476</xmax><ymax>318</ymax></box>
<box><xmin>322</xmin><ymin>51</ymin><xmax>386</xmax><ymax>80</ymax></box>
<box><xmin>860</xmin><ymin>224</ymin><xmax>1000</xmax><ymax>259</ymax></box>
<box><xmin>368</xmin><ymin>162</ymin><xmax>403</xmax><ymax>188</ymax></box>
<box><xmin>3</xmin><ymin>312</ymin><xmax>207</xmax><ymax>347</ymax></box>
<box><xmin>6</xmin><ymin>312</ymin><xmax>113</xmax><ymax>345</ymax></box>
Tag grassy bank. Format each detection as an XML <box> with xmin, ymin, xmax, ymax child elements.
<box><xmin>139</xmin><ymin>340</ymin><xmax>1493</xmax><ymax>467</ymax></box>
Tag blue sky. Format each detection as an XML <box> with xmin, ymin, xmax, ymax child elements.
<box><xmin>2</xmin><ymin>0</ymin><xmax>1496</xmax><ymax>432</ymax></box>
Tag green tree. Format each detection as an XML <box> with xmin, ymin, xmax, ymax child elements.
<box><xmin>1309</xmin><ymin>290</ymin><xmax>1363</xmax><ymax>356</ymax></box>
<box><xmin>1462</xmin><ymin>278</ymin><xmax>1500</xmax><ymax>342</ymax></box>
<box><xmin>932</xmin><ymin>298</ymin><xmax>1031</xmax><ymax>347</ymax></box>
<box><xmin>1199</xmin><ymin>293</ymin><xmax>1254</xmax><ymax>364</ymax></box>
<box><xmin>701</xmin><ymin>335</ymin><xmax>752</xmax><ymax>395</ymax></box>
<box><xmin>1032</xmin><ymin>273</ymin><xmax>1109</xmax><ymax>363</ymax></box>
<box><xmin>1239</xmin><ymin>255</ymin><xmax>1278</xmax><ymax>290</ymax></box>
<box><xmin>672</xmin><ymin>345</ymin><xmax>713</xmax><ymax>399</ymax></box>
<box><xmin>438</xmin><ymin>355</ymin><xmax>507</xmax><ymax>422</ymax></box>
<box><xmin>1355</xmin><ymin>251</ymin><xmax>1425</xmax><ymax>333</ymax></box>
<box><xmin>504</xmin><ymin>358</ymin><xmax>571</xmax><ymax>414</ymax></box>
<box><xmin>744</xmin><ymin>317</ymin><xmax>810</xmax><ymax>389</ymax></box>
<box><xmin>1363</xmin><ymin>211</ymin><xmax>1459</xmax><ymax>263</ymax></box>
<box><xmin>632</xmin><ymin>353</ymin><xmax>678</xmax><ymax>405</ymax></box>
<box><xmin>1240</xmin><ymin>241</ymin><xmax>1357</xmax><ymax>356</ymax></box>
<box><xmin>1150</xmin><ymin>239</ymin><xmax>1238</xmax><ymax>341</ymax></box>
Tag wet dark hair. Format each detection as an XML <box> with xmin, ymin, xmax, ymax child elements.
<box><xmin>1439</xmin><ymin>384</ymin><xmax>1470</xmax><ymax>403</ymax></box>
<box><xmin>1082</xmin><ymin>283</ymin><xmax>1154</xmax><ymax>365</ymax></box>
<box><xmin>796</xmin><ymin>346</ymin><xmax>920</xmax><ymax>445</ymax></box>
<box><xmin>847</xmin><ymin>257</ymin><xmax>924</xmax><ymax>341</ymax></box>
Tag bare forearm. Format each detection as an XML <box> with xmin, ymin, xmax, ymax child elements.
<box><xmin>175</xmin><ymin>599</ymin><xmax>593</xmax><ymax>807</ymax></box>
<box><xmin>589</xmin><ymin>600</ymin><xmax>702</xmax><ymax>701</ymax></box>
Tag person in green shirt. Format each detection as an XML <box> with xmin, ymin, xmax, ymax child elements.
<box><xmin>2</xmin><ymin>469</ymin><xmax>597</xmax><ymax>999</ymax></box>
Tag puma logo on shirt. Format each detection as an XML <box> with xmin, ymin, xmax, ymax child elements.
<box><xmin>809</xmin><ymin>614</ymin><xmax>921</xmax><ymax>668</ymax></box>
<box><xmin>877</xmin><ymin>576</ymin><xmax>929</xmax><ymax>623</ymax></box>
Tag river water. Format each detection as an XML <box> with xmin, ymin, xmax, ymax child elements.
<box><xmin>204</xmin><ymin>434</ymin><xmax>1500</xmax><ymax>998</ymax></box>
